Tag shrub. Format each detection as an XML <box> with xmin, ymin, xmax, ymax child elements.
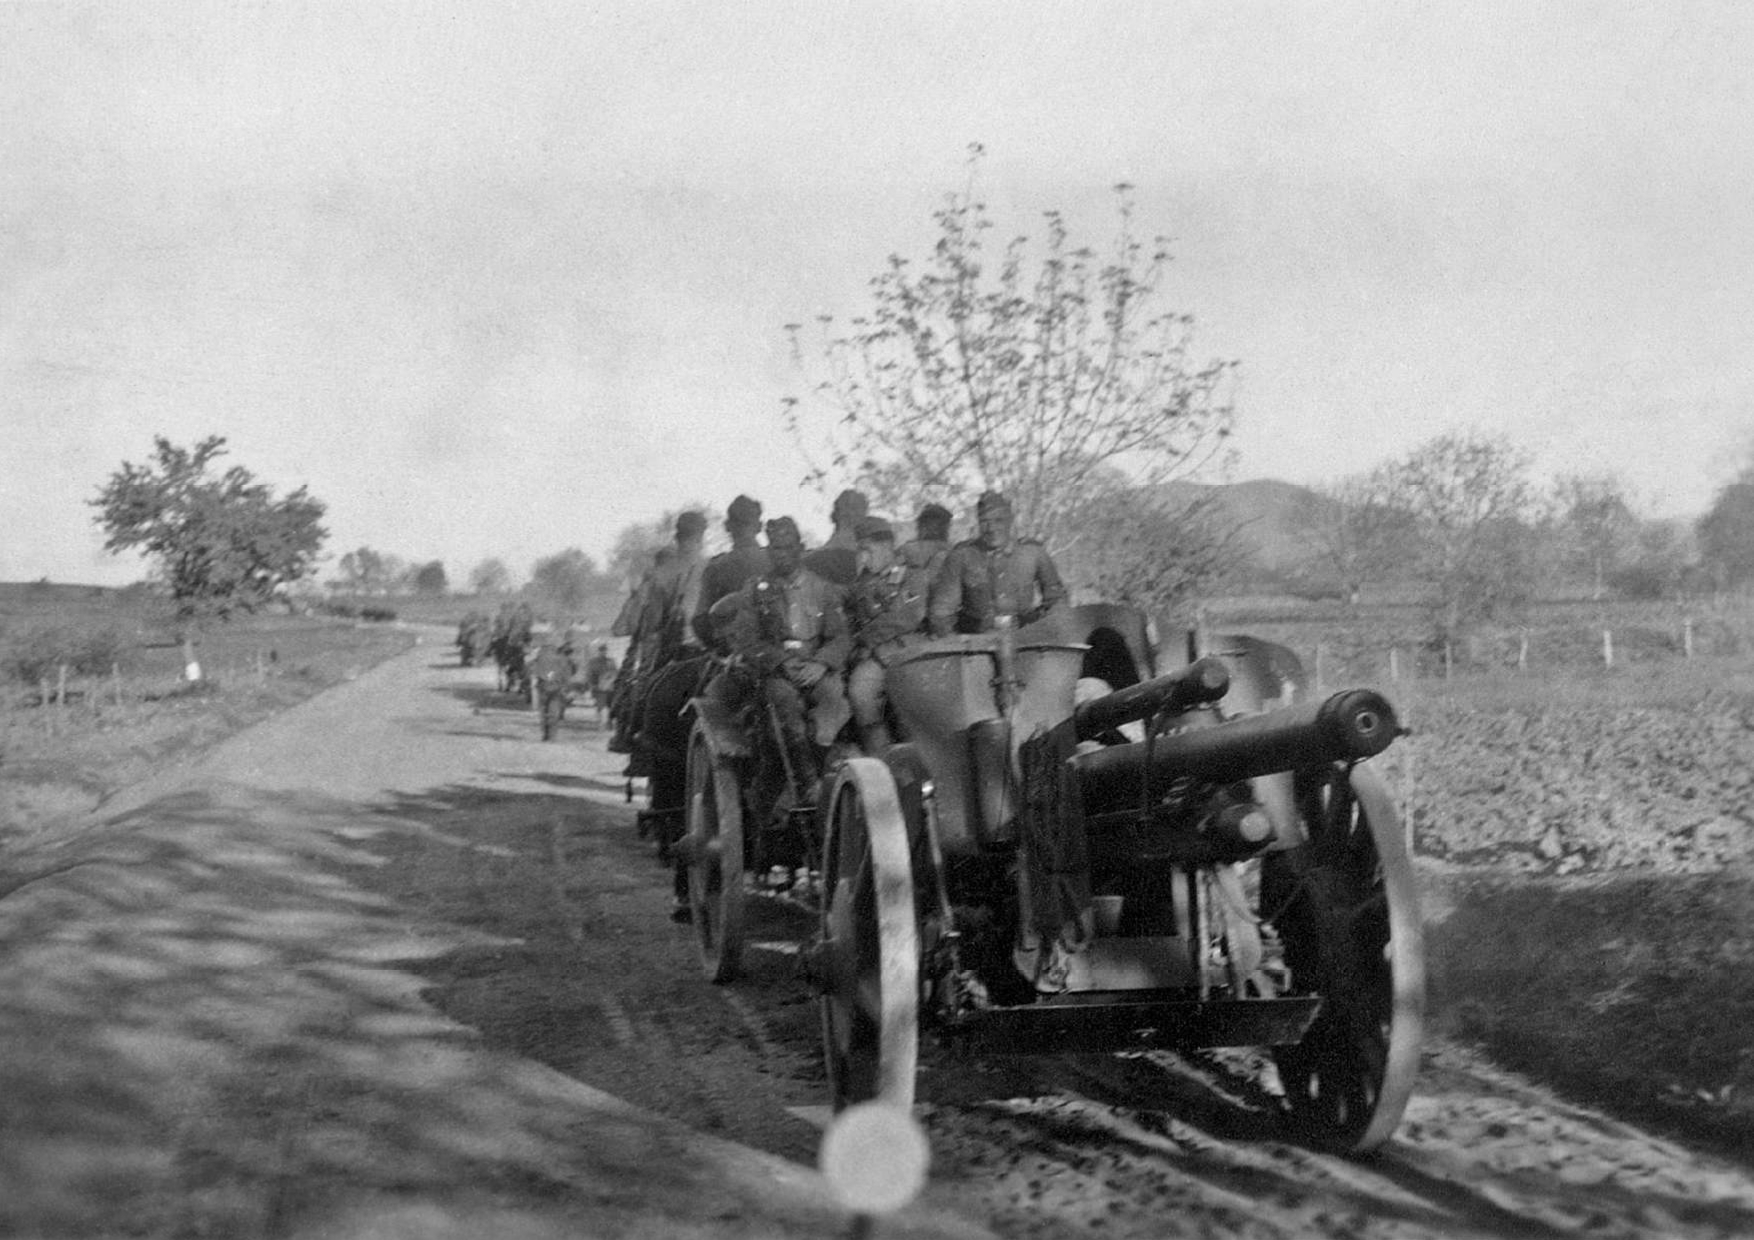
<box><xmin>2</xmin><ymin>623</ymin><xmax>134</xmax><ymax>685</ymax></box>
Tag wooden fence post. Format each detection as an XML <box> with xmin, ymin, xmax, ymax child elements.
<box><xmin>1443</xmin><ymin>641</ymin><xmax>1453</xmax><ymax>680</ymax></box>
<box><xmin>1314</xmin><ymin>642</ymin><xmax>1326</xmax><ymax>693</ymax></box>
<box><xmin>1388</xmin><ymin>647</ymin><xmax>1399</xmax><ymax>681</ymax></box>
<box><xmin>1683</xmin><ymin>617</ymin><xmax>1694</xmax><ymax>659</ymax></box>
<box><xmin>56</xmin><ymin>663</ymin><xmax>68</xmax><ymax>707</ymax></box>
<box><xmin>113</xmin><ymin>662</ymin><xmax>123</xmax><ymax>707</ymax></box>
<box><xmin>1518</xmin><ymin>628</ymin><xmax>1529</xmax><ymax>671</ymax></box>
<box><xmin>1602</xmin><ymin>628</ymin><xmax>1614</xmax><ymax>669</ymax></box>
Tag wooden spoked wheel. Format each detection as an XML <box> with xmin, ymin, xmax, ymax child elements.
<box><xmin>1263</xmin><ymin>761</ymin><xmax>1425</xmax><ymax>1154</ymax></box>
<box><xmin>684</xmin><ymin>721</ymin><xmax>746</xmax><ymax>983</ymax></box>
<box><xmin>819</xmin><ymin>757</ymin><xmax>920</xmax><ymax>1111</ymax></box>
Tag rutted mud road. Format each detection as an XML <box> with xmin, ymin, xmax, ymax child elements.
<box><xmin>365</xmin><ymin>649</ymin><xmax>1754</xmax><ymax>1238</ymax></box>
<box><xmin>10</xmin><ymin>639</ymin><xmax>1754</xmax><ymax>1238</ymax></box>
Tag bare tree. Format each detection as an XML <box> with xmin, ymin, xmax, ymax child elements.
<box><xmin>1290</xmin><ymin>470</ymin><xmax>1413</xmax><ymax>607</ymax></box>
<box><xmin>783</xmin><ymin>146</ymin><xmax>1236</xmax><ymax>553</ymax></box>
<box><xmin>1375</xmin><ymin>432</ymin><xmax>1544</xmax><ymax>643</ymax></box>
<box><xmin>1060</xmin><ymin>490</ymin><xmax>1242</xmax><ymax>621</ymax></box>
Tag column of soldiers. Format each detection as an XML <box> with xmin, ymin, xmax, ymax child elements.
<box><xmin>608</xmin><ymin>487</ymin><xmax>1065</xmax><ymax>923</ymax></box>
<box><xmin>612</xmin><ymin>486</ymin><xmax>1066</xmax><ymax>784</ymax></box>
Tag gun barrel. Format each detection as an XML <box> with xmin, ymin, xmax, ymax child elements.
<box><xmin>1072</xmin><ymin>689</ymin><xmax>1399</xmax><ymax>815</ymax></box>
<box><xmin>1072</xmin><ymin>656</ymin><xmax>1230</xmax><ymax>741</ymax></box>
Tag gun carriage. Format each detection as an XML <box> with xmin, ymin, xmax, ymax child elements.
<box><xmin>676</xmin><ymin>602</ymin><xmax>1424</xmax><ymax>1153</ymax></box>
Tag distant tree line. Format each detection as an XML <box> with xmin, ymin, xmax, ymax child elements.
<box><xmin>1289</xmin><ymin>429</ymin><xmax>1745</xmax><ymax>645</ymax></box>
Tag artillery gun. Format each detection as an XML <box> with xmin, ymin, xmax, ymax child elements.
<box><xmin>677</xmin><ymin>603</ymin><xmax>1424</xmax><ymax>1153</ymax></box>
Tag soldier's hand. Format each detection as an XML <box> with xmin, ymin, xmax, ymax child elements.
<box><xmin>787</xmin><ymin>658</ymin><xmax>827</xmax><ymax>689</ymax></box>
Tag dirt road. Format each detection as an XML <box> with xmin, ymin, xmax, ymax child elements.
<box><xmin>6</xmin><ymin>637</ymin><xmax>1754</xmax><ymax>1238</ymax></box>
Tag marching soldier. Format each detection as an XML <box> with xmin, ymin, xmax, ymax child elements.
<box><xmin>845</xmin><ymin>515</ymin><xmax>927</xmax><ymax>753</ymax></box>
<box><xmin>584</xmin><ymin>641</ymin><xmax>617</xmax><ymax>726</ymax></box>
<box><xmin>528</xmin><ymin>632</ymin><xmax>579</xmax><ymax>741</ymax></box>
<box><xmin>927</xmin><ymin>490</ymin><xmax>1067</xmax><ymax>636</ymax></box>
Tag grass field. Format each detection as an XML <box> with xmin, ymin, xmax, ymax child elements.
<box><xmin>0</xmin><ymin>583</ymin><xmax>415</xmax><ymax>833</ymax></box>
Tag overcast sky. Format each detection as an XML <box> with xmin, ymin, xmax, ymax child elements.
<box><xmin>4</xmin><ymin>1</ymin><xmax>1751</xmax><ymax>586</ymax></box>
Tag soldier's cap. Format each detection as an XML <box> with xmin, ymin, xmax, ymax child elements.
<box><xmin>976</xmin><ymin>490</ymin><xmax>1014</xmax><ymax>517</ymax></box>
<box><xmin>916</xmin><ymin>502</ymin><xmax>952</xmax><ymax>531</ymax></box>
<box><xmin>675</xmin><ymin>510</ymin><xmax>708</xmax><ymax>537</ymax></box>
<box><xmin>765</xmin><ymin>516</ymin><xmax>803</xmax><ymax>547</ymax></box>
<box><xmin>854</xmin><ymin>515</ymin><xmax>894</xmax><ymax>543</ymax></box>
<box><xmin>832</xmin><ymin>489</ymin><xmax>870</xmax><ymax>522</ymax></box>
<box><xmin>727</xmin><ymin>494</ymin><xmax>762</xmax><ymax>526</ymax></box>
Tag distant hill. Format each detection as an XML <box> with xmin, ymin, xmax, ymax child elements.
<box><xmin>1151</xmin><ymin>477</ymin><xmax>1332</xmax><ymax>577</ymax></box>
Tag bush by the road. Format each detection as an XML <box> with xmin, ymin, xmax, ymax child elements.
<box><xmin>2</xmin><ymin>623</ymin><xmax>134</xmax><ymax>685</ymax></box>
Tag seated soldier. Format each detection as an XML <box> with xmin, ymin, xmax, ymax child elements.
<box><xmin>927</xmin><ymin>490</ymin><xmax>1067</xmax><ymax>636</ymax></box>
<box><xmin>744</xmin><ymin>517</ymin><xmax>852</xmax><ymax>752</ymax></box>
<box><xmin>845</xmin><ymin>515</ymin><xmax>926</xmax><ymax>752</ymax></box>
<box><xmin>701</xmin><ymin>517</ymin><xmax>851</xmax><ymax>775</ymax></box>
<box><xmin>801</xmin><ymin>488</ymin><xmax>868</xmax><ymax>587</ymax></box>
<box><xmin>897</xmin><ymin>501</ymin><xmax>952</xmax><ymax>598</ymax></box>
<box><xmin>692</xmin><ymin>494</ymin><xmax>771</xmax><ymax>650</ymax></box>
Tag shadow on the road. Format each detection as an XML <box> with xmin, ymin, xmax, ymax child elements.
<box><xmin>1428</xmin><ymin>870</ymin><xmax>1754</xmax><ymax>1167</ymax></box>
<box><xmin>504</xmin><ymin>770</ymin><xmax>633</xmax><ymax>799</ymax></box>
<box><xmin>427</xmin><ymin>683</ymin><xmax>527</xmax><ymax>712</ymax></box>
<box><xmin>0</xmin><ymin>783</ymin><xmax>836</xmax><ymax>1239</ymax></box>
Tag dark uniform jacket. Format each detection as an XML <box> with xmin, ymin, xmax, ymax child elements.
<box><xmin>638</xmin><ymin>548</ymin><xmax>706</xmax><ymax>662</ymax></box>
<box><xmin>848</xmin><ymin>562</ymin><xmax>927</xmax><ymax>666</ymax></box>
<box><xmin>802</xmin><ymin>533</ymin><xmax>860</xmax><ymax>588</ymax></box>
<box><xmin>691</xmin><ymin>543</ymin><xmax>772</xmax><ymax>648</ymax></box>
<box><xmin>896</xmin><ymin>538</ymin><xmax>949</xmax><ymax>601</ymax></box>
<box><xmin>927</xmin><ymin>537</ymin><xmax>1067</xmax><ymax>636</ymax></box>
<box><xmin>742</xmin><ymin>566</ymin><xmax>851</xmax><ymax>673</ymax></box>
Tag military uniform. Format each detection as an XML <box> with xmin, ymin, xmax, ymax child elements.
<box><xmin>801</xmin><ymin>488</ymin><xmax>868</xmax><ymax>587</ymax></box>
<box><xmin>927</xmin><ymin>492</ymin><xmax>1067</xmax><ymax>636</ymax></box>
<box><xmin>707</xmin><ymin>517</ymin><xmax>852</xmax><ymax>748</ymax></box>
<box><xmin>692</xmin><ymin>543</ymin><xmax>771</xmax><ymax>648</ymax></box>
<box><xmin>896</xmin><ymin>537</ymin><xmax>949</xmax><ymax>601</ymax></box>
<box><xmin>528</xmin><ymin>641</ymin><xmax>579</xmax><ymax>741</ymax></box>
<box><xmin>743</xmin><ymin>569</ymin><xmax>852</xmax><ymax>746</ymax></box>
<box><xmin>845</xmin><ymin>516</ymin><xmax>927</xmax><ymax>751</ymax></box>
<box><xmin>638</xmin><ymin>546</ymin><xmax>706</xmax><ymax>665</ymax></box>
<box><xmin>928</xmin><ymin>537</ymin><xmax>1067</xmax><ymax>635</ymax></box>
